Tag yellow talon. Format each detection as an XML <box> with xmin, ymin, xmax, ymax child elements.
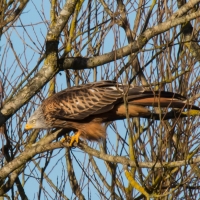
<box><xmin>60</xmin><ymin>131</ymin><xmax>81</xmax><ymax>147</ymax></box>
<box><xmin>60</xmin><ymin>137</ymin><xmax>67</xmax><ymax>143</ymax></box>
<box><xmin>69</xmin><ymin>131</ymin><xmax>81</xmax><ymax>146</ymax></box>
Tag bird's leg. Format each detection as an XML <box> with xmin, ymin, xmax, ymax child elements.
<box><xmin>69</xmin><ymin>131</ymin><xmax>81</xmax><ymax>147</ymax></box>
<box><xmin>60</xmin><ymin>136</ymin><xmax>70</xmax><ymax>143</ymax></box>
<box><xmin>60</xmin><ymin>131</ymin><xmax>81</xmax><ymax>147</ymax></box>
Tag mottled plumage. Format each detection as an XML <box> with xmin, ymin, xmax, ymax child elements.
<box><xmin>25</xmin><ymin>80</ymin><xmax>199</xmax><ymax>145</ymax></box>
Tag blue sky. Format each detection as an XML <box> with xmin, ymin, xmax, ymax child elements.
<box><xmin>1</xmin><ymin>0</ymin><xmax>200</xmax><ymax>199</ymax></box>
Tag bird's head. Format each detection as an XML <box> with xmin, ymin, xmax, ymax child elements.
<box><xmin>25</xmin><ymin>106</ymin><xmax>51</xmax><ymax>130</ymax></box>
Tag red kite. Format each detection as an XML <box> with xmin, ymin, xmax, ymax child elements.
<box><xmin>25</xmin><ymin>81</ymin><xmax>199</xmax><ymax>146</ymax></box>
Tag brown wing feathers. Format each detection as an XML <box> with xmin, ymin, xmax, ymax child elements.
<box><xmin>43</xmin><ymin>82</ymin><xmax>122</xmax><ymax>121</ymax></box>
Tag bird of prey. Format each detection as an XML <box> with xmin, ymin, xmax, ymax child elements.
<box><xmin>25</xmin><ymin>80</ymin><xmax>199</xmax><ymax>146</ymax></box>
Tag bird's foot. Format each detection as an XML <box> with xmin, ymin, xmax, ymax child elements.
<box><xmin>69</xmin><ymin>131</ymin><xmax>81</xmax><ymax>146</ymax></box>
<box><xmin>60</xmin><ymin>131</ymin><xmax>81</xmax><ymax>147</ymax></box>
<box><xmin>60</xmin><ymin>136</ymin><xmax>71</xmax><ymax>143</ymax></box>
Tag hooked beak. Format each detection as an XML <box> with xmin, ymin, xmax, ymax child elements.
<box><xmin>24</xmin><ymin>124</ymin><xmax>33</xmax><ymax>130</ymax></box>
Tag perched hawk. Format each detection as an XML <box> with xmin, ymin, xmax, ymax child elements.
<box><xmin>25</xmin><ymin>80</ymin><xmax>199</xmax><ymax>146</ymax></box>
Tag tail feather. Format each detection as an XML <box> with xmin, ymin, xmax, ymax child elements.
<box><xmin>127</xmin><ymin>89</ymin><xmax>186</xmax><ymax>100</ymax></box>
<box><xmin>128</xmin><ymin>97</ymin><xmax>200</xmax><ymax>110</ymax></box>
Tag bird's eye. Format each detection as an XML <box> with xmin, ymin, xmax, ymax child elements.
<box><xmin>31</xmin><ymin>119</ymin><xmax>36</xmax><ymax>124</ymax></box>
